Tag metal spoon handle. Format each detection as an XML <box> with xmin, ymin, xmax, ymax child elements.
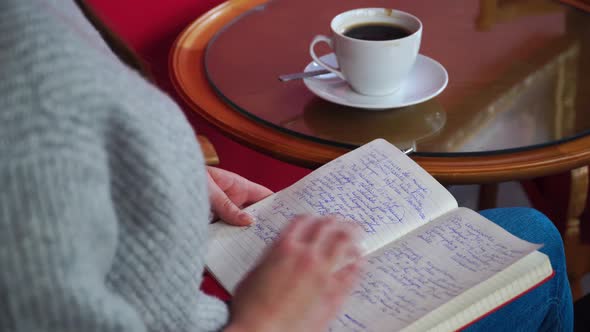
<box><xmin>278</xmin><ymin>69</ymin><xmax>331</xmax><ymax>82</ymax></box>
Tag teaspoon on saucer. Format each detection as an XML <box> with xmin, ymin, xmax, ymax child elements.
<box><xmin>278</xmin><ymin>69</ymin><xmax>330</xmax><ymax>81</ymax></box>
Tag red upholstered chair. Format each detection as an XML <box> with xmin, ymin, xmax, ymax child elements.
<box><xmin>84</xmin><ymin>0</ymin><xmax>246</xmax><ymax>301</ymax></box>
<box><xmin>81</xmin><ymin>0</ymin><xmax>222</xmax><ymax>165</ymax></box>
<box><xmin>85</xmin><ymin>0</ymin><xmax>309</xmax><ymax>191</ymax></box>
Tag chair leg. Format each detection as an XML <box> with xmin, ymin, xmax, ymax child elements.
<box><xmin>569</xmin><ymin>167</ymin><xmax>590</xmax><ymax>301</ymax></box>
<box><xmin>521</xmin><ymin>167</ymin><xmax>590</xmax><ymax>301</ymax></box>
<box><xmin>478</xmin><ymin>183</ymin><xmax>499</xmax><ymax>211</ymax></box>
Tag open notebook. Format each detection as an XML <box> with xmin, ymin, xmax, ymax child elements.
<box><xmin>206</xmin><ymin>139</ymin><xmax>553</xmax><ymax>332</ymax></box>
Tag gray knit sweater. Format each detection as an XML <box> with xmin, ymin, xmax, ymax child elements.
<box><xmin>0</xmin><ymin>0</ymin><xmax>229</xmax><ymax>331</ymax></box>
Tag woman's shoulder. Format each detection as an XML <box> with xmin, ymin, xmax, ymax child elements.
<box><xmin>0</xmin><ymin>0</ymin><xmax>197</xmax><ymax>163</ymax></box>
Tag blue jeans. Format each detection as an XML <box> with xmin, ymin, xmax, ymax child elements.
<box><xmin>464</xmin><ymin>208</ymin><xmax>573</xmax><ymax>331</ymax></box>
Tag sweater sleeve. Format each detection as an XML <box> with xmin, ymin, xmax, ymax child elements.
<box><xmin>0</xmin><ymin>150</ymin><xmax>147</xmax><ymax>332</ymax></box>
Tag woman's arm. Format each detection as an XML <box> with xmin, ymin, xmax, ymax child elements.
<box><xmin>0</xmin><ymin>150</ymin><xmax>147</xmax><ymax>331</ymax></box>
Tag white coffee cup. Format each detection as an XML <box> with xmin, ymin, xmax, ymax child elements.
<box><xmin>309</xmin><ymin>8</ymin><xmax>422</xmax><ymax>96</ymax></box>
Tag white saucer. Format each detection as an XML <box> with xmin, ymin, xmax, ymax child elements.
<box><xmin>303</xmin><ymin>53</ymin><xmax>448</xmax><ymax>110</ymax></box>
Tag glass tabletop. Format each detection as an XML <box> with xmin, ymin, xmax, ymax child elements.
<box><xmin>204</xmin><ymin>0</ymin><xmax>590</xmax><ymax>156</ymax></box>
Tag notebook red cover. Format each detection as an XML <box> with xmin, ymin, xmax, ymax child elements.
<box><xmin>457</xmin><ymin>270</ymin><xmax>555</xmax><ymax>331</ymax></box>
<box><xmin>202</xmin><ymin>269</ymin><xmax>556</xmax><ymax>330</ymax></box>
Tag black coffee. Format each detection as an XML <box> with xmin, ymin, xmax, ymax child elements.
<box><xmin>343</xmin><ymin>23</ymin><xmax>411</xmax><ymax>41</ymax></box>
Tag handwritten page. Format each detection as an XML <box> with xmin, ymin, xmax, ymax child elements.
<box><xmin>206</xmin><ymin>139</ymin><xmax>457</xmax><ymax>292</ymax></box>
<box><xmin>329</xmin><ymin>207</ymin><xmax>542</xmax><ymax>332</ymax></box>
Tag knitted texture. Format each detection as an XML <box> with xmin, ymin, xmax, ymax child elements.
<box><xmin>0</xmin><ymin>0</ymin><xmax>228</xmax><ymax>331</ymax></box>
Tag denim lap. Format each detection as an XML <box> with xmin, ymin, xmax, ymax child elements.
<box><xmin>462</xmin><ymin>208</ymin><xmax>573</xmax><ymax>332</ymax></box>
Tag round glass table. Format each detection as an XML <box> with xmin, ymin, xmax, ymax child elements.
<box><xmin>170</xmin><ymin>0</ymin><xmax>590</xmax><ymax>184</ymax></box>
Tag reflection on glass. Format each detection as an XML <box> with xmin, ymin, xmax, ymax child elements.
<box><xmin>421</xmin><ymin>38</ymin><xmax>580</xmax><ymax>153</ymax></box>
<box><xmin>477</xmin><ymin>0</ymin><xmax>563</xmax><ymax>31</ymax></box>
<box><xmin>282</xmin><ymin>98</ymin><xmax>447</xmax><ymax>151</ymax></box>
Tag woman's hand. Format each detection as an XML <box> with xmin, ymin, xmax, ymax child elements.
<box><xmin>226</xmin><ymin>215</ymin><xmax>363</xmax><ymax>332</ymax></box>
<box><xmin>207</xmin><ymin>166</ymin><xmax>273</xmax><ymax>226</ymax></box>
